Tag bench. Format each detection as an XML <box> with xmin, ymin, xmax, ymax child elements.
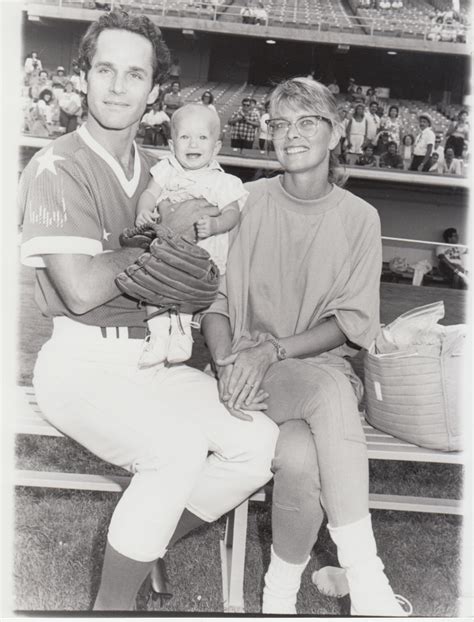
<box><xmin>15</xmin><ymin>384</ymin><xmax>464</xmax><ymax>612</ymax></box>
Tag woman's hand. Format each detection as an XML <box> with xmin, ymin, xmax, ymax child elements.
<box><xmin>215</xmin><ymin>361</ymin><xmax>270</xmax><ymax>422</ymax></box>
<box><xmin>216</xmin><ymin>341</ymin><xmax>276</xmax><ymax>412</ymax></box>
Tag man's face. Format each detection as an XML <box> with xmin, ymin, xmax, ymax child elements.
<box><xmin>82</xmin><ymin>29</ymin><xmax>159</xmax><ymax>132</ymax></box>
<box><xmin>39</xmin><ymin>71</ymin><xmax>48</xmax><ymax>81</ymax></box>
<box><xmin>388</xmin><ymin>143</ymin><xmax>396</xmax><ymax>155</ymax></box>
<box><xmin>171</xmin><ymin>82</ymin><xmax>180</xmax><ymax>93</ymax></box>
<box><xmin>370</xmin><ymin>102</ymin><xmax>378</xmax><ymax>114</ymax></box>
<box><xmin>419</xmin><ymin>117</ymin><xmax>429</xmax><ymax>130</ymax></box>
<box><xmin>445</xmin><ymin>148</ymin><xmax>454</xmax><ymax>160</ymax></box>
<box><xmin>241</xmin><ymin>100</ymin><xmax>251</xmax><ymax>113</ymax></box>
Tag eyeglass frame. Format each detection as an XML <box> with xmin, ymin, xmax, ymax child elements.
<box><xmin>265</xmin><ymin>114</ymin><xmax>332</xmax><ymax>140</ymax></box>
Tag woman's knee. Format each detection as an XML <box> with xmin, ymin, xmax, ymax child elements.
<box><xmin>272</xmin><ymin>420</ymin><xmax>321</xmax><ymax>510</ymax></box>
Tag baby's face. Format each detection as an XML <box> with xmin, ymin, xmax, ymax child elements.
<box><xmin>171</xmin><ymin>111</ymin><xmax>221</xmax><ymax>170</ymax></box>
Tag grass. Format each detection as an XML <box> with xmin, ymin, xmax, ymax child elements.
<box><xmin>13</xmin><ymin>265</ymin><xmax>467</xmax><ymax>614</ymax></box>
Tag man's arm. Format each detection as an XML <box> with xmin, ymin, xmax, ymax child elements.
<box><xmin>43</xmin><ymin>248</ymin><xmax>143</xmax><ymax>315</ymax></box>
<box><xmin>419</xmin><ymin>143</ymin><xmax>433</xmax><ymax>170</ymax></box>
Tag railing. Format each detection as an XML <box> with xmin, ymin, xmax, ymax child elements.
<box><xmin>25</xmin><ymin>0</ymin><xmax>470</xmax><ymax>43</ymax></box>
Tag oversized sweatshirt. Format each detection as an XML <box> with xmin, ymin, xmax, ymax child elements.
<box><xmin>207</xmin><ymin>175</ymin><xmax>382</xmax><ymax>359</ymax></box>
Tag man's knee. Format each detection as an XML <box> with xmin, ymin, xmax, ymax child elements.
<box><xmin>272</xmin><ymin>420</ymin><xmax>320</xmax><ymax>509</ymax></box>
<box><xmin>238</xmin><ymin>413</ymin><xmax>279</xmax><ymax>485</ymax></box>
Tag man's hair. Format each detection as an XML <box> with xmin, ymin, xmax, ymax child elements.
<box><xmin>241</xmin><ymin>98</ymin><xmax>251</xmax><ymax>105</ymax></box>
<box><xmin>77</xmin><ymin>10</ymin><xmax>170</xmax><ymax>87</ymax></box>
<box><xmin>387</xmin><ymin>141</ymin><xmax>397</xmax><ymax>149</ymax></box>
<box><xmin>443</xmin><ymin>227</ymin><xmax>457</xmax><ymax>242</ymax></box>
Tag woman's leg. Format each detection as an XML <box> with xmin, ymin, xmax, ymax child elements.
<box><xmin>263</xmin><ymin>359</ymin><xmax>408</xmax><ymax>615</ymax></box>
<box><xmin>262</xmin><ymin>420</ymin><xmax>323</xmax><ymax>614</ymax></box>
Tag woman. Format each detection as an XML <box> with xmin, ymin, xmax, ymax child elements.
<box><xmin>258</xmin><ymin>100</ymin><xmax>272</xmax><ymax>153</ymax></box>
<box><xmin>445</xmin><ymin>109</ymin><xmax>469</xmax><ymax>157</ymax></box>
<box><xmin>401</xmin><ymin>133</ymin><xmax>415</xmax><ymax>170</ymax></box>
<box><xmin>380</xmin><ymin>105</ymin><xmax>402</xmax><ymax>146</ymax></box>
<box><xmin>346</xmin><ymin>103</ymin><xmax>367</xmax><ymax>154</ymax></box>
<box><xmin>201</xmin><ymin>77</ymin><xmax>410</xmax><ymax>616</ymax></box>
<box><xmin>200</xmin><ymin>89</ymin><xmax>216</xmax><ymax>111</ymax></box>
<box><xmin>30</xmin><ymin>88</ymin><xmax>54</xmax><ymax>137</ymax></box>
<box><xmin>58</xmin><ymin>81</ymin><xmax>82</xmax><ymax>134</ymax></box>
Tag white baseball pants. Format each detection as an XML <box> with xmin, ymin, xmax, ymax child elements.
<box><xmin>33</xmin><ymin>317</ymin><xmax>279</xmax><ymax>562</ymax></box>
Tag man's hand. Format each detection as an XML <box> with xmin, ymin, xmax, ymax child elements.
<box><xmin>196</xmin><ymin>214</ymin><xmax>215</xmax><ymax>239</ymax></box>
<box><xmin>159</xmin><ymin>198</ymin><xmax>220</xmax><ymax>240</ymax></box>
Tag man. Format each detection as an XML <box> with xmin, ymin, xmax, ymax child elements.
<box><xmin>379</xmin><ymin>141</ymin><xmax>404</xmax><ymax>169</ymax></box>
<box><xmin>328</xmin><ymin>78</ymin><xmax>340</xmax><ymax>96</ymax></box>
<box><xmin>440</xmin><ymin>146</ymin><xmax>463</xmax><ymax>175</ymax></box>
<box><xmin>19</xmin><ymin>10</ymin><xmax>278</xmax><ymax>611</ymax></box>
<box><xmin>433</xmin><ymin>133</ymin><xmax>446</xmax><ymax>167</ymax></box>
<box><xmin>228</xmin><ymin>97</ymin><xmax>260</xmax><ymax>150</ymax></box>
<box><xmin>162</xmin><ymin>79</ymin><xmax>183</xmax><ymax>116</ymax></box>
<box><xmin>365</xmin><ymin>100</ymin><xmax>381</xmax><ymax>147</ymax></box>
<box><xmin>436</xmin><ymin>228</ymin><xmax>468</xmax><ymax>289</ymax></box>
<box><xmin>140</xmin><ymin>100</ymin><xmax>170</xmax><ymax>146</ymax></box>
<box><xmin>410</xmin><ymin>113</ymin><xmax>436</xmax><ymax>171</ymax></box>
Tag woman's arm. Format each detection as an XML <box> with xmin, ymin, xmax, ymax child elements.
<box><xmin>220</xmin><ymin>316</ymin><xmax>346</xmax><ymax>411</ymax></box>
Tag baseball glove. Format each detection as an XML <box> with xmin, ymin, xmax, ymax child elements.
<box><xmin>115</xmin><ymin>224</ymin><xmax>220</xmax><ymax>314</ymax></box>
<box><xmin>119</xmin><ymin>222</ymin><xmax>160</xmax><ymax>250</ymax></box>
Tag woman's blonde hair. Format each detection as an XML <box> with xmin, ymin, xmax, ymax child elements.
<box><xmin>269</xmin><ymin>77</ymin><xmax>347</xmax><ymax>186</ymax></box>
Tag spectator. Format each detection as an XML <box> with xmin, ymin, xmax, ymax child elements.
<box><xmin>328</xmin><ymin>79</ymin><xmax>340</xmax><ymax>96</ymax></box>
<box><xmin>436</xmin><ymin>227</ymin><xmax>468</xmax><ymax>289</ymax></box>
<box><xmin>29</xmin><ymin>88</ymin><xmax>54</xmax><ymax>137</ymax></box>
<box><xmin>365</xmin><ymin>100</ymin><xmax>381</xmax><ymax>147</ymax></box>
<box><xmin>258</xmin><ymin>100</ymin><xmax>272</xmax><ymax>153</ymax></box>
<box><xmin>346</xmin><ymin>103</ymin><xmax>367</xmax><ymax>154</ymax></box>
<box><xmin>169</xmin><ymin>57</ymin><xmax>181</xmax><ymax>85</ymax></box>
<box><xmin>355</xmin><ymin>144</ymin><xmax>377</xmax><ymax>167</ymax></box>
<box><xmin>433</xmin><ymin>133</ymin><xmax>446</xmax><ymax>167</ymax></box>
<box><xmin>426</xmin><ymin>152</ymin><xmax>440</xmax><ymax>173</ymax></box>
<box><xmin>140</xmin><ymin>101</ymin><xmax>171</xmax><ymax>146</ymax></box>
<box><xmin>354</xmin><ymin>86</ymin><xmax>365</xmax><ymax>103</ymax></box>
<box><xmin>380</xmin><ymin>105</ymin><xmax>402</xmax><ymax>146</ymax></box>
<box><xmin>346</xmin><ymin>77</ymin><xmax>356</xmax><ymax>97</ymax></box>
<box><xmin>337</xmin><ymin>106</ymin><xmax>351</xmax><ymax>163</ymax></box>
<box><xmin>51</xmin><ymin>66</ymin><xmax>68</xmax><ymax>100</ymax></box>
<box><xmin>410</xmin><ymin>113</ymin><xmax>435</xmax><ymax>171</ymax></box>
<box><xmin>374</xmin><ymin>130</ymin><xmax>390</xmax><ymax>156</ymax></box>
<box><xmin>163</xmin><ymin>80</ymin><xmax>184</xmax><ymax>116</ymax></box>
<box><xmin>445</xmin><ymin>109</ymin><xmax>469</xmax><ymax>157</ymax></box>
<box><xmin>379</xmin><ymin>141</ymin><xmax>404</xmax><ymax>169</ymax></box>
<box><xmin>69</xmin><ymin>61</ymin><xmax>82</xmax><ymax>93</ymax></box>
<box><xmin>29</xmin><ymin>69</ymin><xmax>52</xmax><ymax>100</ymax></box>
<box><xmin>58</xmin><ymin>81</ymin><xmax>82</xmax><ymax>134</ymax></box>
<box><xmin>241</xmin><ymin>0</ymin><xmax>257</xmax><ymax>23</ymax></box>
<box><xmin>440</xmin><ymin>147</ymin><xmax>463</xmax><ymax>175</ymax></box>
<box><xmin>401</xmin><ymin>133</ymin><xmax>414</xmax><ymax>170</ymax></box>
<box><xmin>24</xmin><ymin>51</ymin><xmax>42</xmax><ymax>80</ymax></box>
<box><xmin>254</xmin><ymin>1</ymin><xmax>268</xmax><ymax>24</ymax></box>
<box><xmin>228</xmin><ymin>97</ymin><xmax>260</xmax><ymax>150</ymax></box>
<box><xmin>200</xmin><ymin>90</ymin><xmax>216</xmax><ymax>111</ymax></box>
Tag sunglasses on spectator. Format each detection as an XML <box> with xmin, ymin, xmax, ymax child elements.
<box><xmin>266</xmin><ymin>115</ymin><xmax>331</xmax><ymax>140</ymax></box>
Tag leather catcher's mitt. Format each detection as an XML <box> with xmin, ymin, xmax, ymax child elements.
<box><xmin>116</xmin><ymin>224</ymin><xmax>220</xmax><ymax>314</ymax></box>
<box><xmin>119</xmin><ymin>222</ymin><xmax>160</xmax><ymax>250</ymax></box>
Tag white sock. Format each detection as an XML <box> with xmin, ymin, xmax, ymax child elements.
<box><xmin>262</xmin><ymin>546</ymin><xmax>310</xmax><ymax>614</ymax></box>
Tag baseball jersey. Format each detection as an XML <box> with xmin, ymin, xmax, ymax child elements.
<box><xmin>19</xmin><ymin>124</ymin><xmax>156</xmax><ymax>327</ymax></box>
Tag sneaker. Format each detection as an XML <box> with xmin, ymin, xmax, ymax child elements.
<box><xmin>167</xmin><ymin>313</ymin><xmax>193</xmax><ymax>364</ymax></box>
<box><xmin>138</xmin><ymin>334</ymin><xmax>168</xmax><ymax>369</ymax></box>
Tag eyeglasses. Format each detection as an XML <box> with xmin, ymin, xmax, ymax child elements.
<box><xmin>266</xmin><ymin>115</ymin><xmax>331</xmax><ymax>140</ymax></box>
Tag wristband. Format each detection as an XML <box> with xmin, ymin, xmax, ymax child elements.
<box><xmin>267</xmin><ymin>337</ymin><xmax>287</xmax><ymax>361</ymax></box>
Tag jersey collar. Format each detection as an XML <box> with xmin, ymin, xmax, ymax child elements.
<box><xmin>77</xmin><ymin>124</ymin><xmax>141</xmax><ymax>198</ymax></box>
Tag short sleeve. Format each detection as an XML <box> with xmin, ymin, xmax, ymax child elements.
<box><xmin>435</xmin><ymin>245</ymin><xmax>445</xmax><ymax>257</ymax></box>
<box><xmin>327</xmin><ymin>213</ymin><xmax>382</xmax><ymax>349</ymax></box>
<box><xmin>150</xmin><ymin>158</ymin><xmax>172</xmax><ymax>188</ymax></box>
<box><xmin>20</xmin><ymin>148</ymin><xmax>103</xmax><ymax>268</ymax></box>
<box><xmin>213</xmin><ymin>173</ymin><xmax>249</xmax><ymax>212</ymax></box>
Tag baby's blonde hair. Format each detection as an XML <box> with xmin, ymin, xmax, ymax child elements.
<box><xmin>269</xmin><ymin>77</ymin><xmax>346</xmax><ymax>186</ymax></box>
<box><xmin>171</xmin><ymin>103</ymin><xmax>221</xmax><ymax>140</ymax></box>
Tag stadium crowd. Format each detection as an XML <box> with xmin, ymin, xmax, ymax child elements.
<box><xmin>21</xmin><ymin>56</ymin><xmax>469</xmax><ymax>177</ymax></box>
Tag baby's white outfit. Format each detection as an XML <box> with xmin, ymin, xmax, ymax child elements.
<box><xmin>141</xmin><ymin>155</ymin><xmax>248</xmax><ymax>367</ymax></box>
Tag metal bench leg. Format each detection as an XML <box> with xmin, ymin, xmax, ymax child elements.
<box><xmin>220</xmin><ymin>499</ymin><xmax>249</xmax><ymax>613</ymax></box>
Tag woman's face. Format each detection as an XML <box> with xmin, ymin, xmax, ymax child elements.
<box><xmin>389</xmin><ymin>107</ymin><xmax>398</xmax><ymax>119</ymax></box>
<box><xmin>403</xmin><ymin>135</ymin><xmax>413</xmax><ymax>146</ymax></box>
<box><xmin>65</xmin><ymin>83</ymin><xmax>73</xmax><ymax>93</ymax></box>
<box><xmin>355</xmin><ymin>105</ymin><xmax>364</xmax><ymax>117</ymax></box>
<box><xmin>43</xmin><ymin>93</ymin><xmax>51</xmax><ymax>103</ymax></box>
<box><xmin>271</xmin><ymin>102</ymin><xmax>337</xmax><ymax>177</ymax></box>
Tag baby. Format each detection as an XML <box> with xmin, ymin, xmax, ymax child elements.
<box><xmin>136</xmin><ymin>103</ymin><xmax>248</xmax><ymax>367</ymax></box>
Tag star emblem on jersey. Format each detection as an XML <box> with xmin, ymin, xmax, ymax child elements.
<box><xmin>103</xmin><ymin>229</ymin><xmax>111</xmax><ymax>241</ymax></box>
<box><xmin>35</xmin><ymin>147</ymin><xmax>65</xmax><ymax>178</ymax></box>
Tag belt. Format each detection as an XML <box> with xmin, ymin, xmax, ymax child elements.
<box><xmin>100</xmin><ymin>326</ymin><xmax>147</xmax><ymax>340</ymax></box>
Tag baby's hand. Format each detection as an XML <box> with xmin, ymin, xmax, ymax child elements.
<box><xmin>196</xmin><ymin>215</ymin><xmax>215</xmax><ymax>239</ymax></box>
<box><xmin>135</xmin><ymin>211</ymin><xmax>156</xmax><ymax>227</ymax></box>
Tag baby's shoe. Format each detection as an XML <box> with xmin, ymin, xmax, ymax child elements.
<box><xmin>167</xmin><ymin>313</ymin><xmax>194</xmax><ymax>364</ymax></box>
<box><xmin>138</xmin><ymin>333</ymin><xmax>168</xmax><ymax>369</ymax></box>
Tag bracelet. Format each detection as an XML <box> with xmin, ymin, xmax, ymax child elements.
<box><xmin>267</xmin><ymin>337</ymin><xmax>287</xmax><ymax>361</ymax></box>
